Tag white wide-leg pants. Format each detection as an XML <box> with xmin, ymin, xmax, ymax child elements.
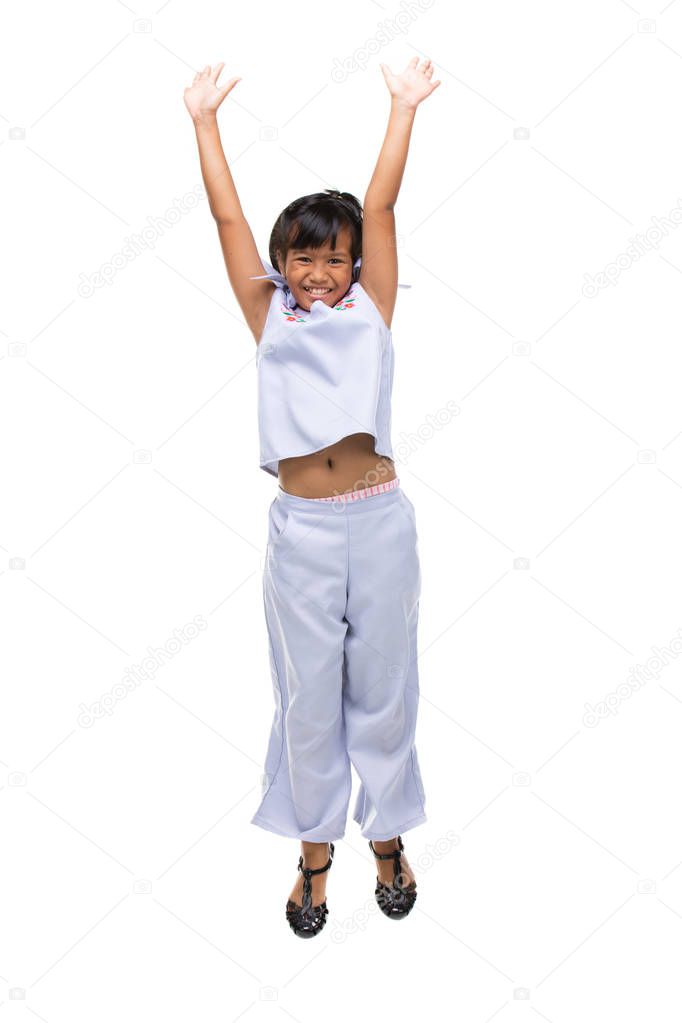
<box><xmin>251</xmin><ymin>482</ymin><xmax>427</xmax><ymax>842</ymax></box>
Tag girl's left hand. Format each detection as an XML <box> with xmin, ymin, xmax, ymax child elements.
<box><xmin>380</xmin><ymin>56</ymin><xmax>441</xmax><ymax>109</ymax></box>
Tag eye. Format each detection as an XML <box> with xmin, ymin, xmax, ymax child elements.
<box><xmin>295</xmin><ymin>255</ymin><xmax>343</xmax><ymax>265</ymax></box>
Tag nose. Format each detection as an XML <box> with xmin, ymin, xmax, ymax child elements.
<box><xmin>306</xmin><ymin>264</ymin><xmax>333</xmax><ymax>282</ymax></box>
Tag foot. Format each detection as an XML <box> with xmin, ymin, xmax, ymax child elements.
<box><xmin>371</xmin><ymin>837</ymin><xmax>416</xmax><ymax>889</ymax></box>
<box><xmin>288</xmin><ymin>841</ymin><xmax>332</xmax><ymax>908</ymax></box>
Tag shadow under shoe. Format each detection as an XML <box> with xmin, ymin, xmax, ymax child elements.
<box><xmin>369</xmin><ymin>835</ymin><xmax>417</xmax><ymax>919</ymax></box>
<box><xmin>285</xmin><ymin>842</ymin><xmax>335</xmax><ymax>938</ymax></box>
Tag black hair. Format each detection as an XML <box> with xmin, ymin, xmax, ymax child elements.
<box><xmin>268</xmin><ymin>189</ymin><xmax>363</xmax><ymax>275</ymax></box>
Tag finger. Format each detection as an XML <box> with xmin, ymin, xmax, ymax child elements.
<box><xmin>408</xmin><ymin>56</ymin><xmax>419</xmax><ymax>67</ymax></box>
<box><xmin>210</xmin><ymin>62</ymin><xmax>225</xmax><ymax>83</ymax></box>
<box><xmin>219</xmin><ymin>77</ymin><xmax>241</xmax><ymax>99</ymax></box>
<box><xmin>379</xmin><ymin>62</ymin><xmax>392</xmax><ymax>78</ymax></box>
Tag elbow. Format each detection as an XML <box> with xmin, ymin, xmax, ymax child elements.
<box><xmin>214</xmin><ymin>213</ymin><xmax>244</xmax><ymax>227</ymax></box>
<box><xmin>364</xmin><ymin>200</ymin><xmax>395</xmax><ymax>214</ymax></box>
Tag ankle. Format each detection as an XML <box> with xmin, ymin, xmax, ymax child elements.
<box><xmin>371</xmin><ymin>837</ymin><xmax>399</xmax><ymax>854</ymax></box>
<box><xmin>300</xmin><ymin>841</ymin><xmax>331</xmax><ymax>867</ymax></box>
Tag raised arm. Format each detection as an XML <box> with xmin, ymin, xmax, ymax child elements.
<box><xmin>184</xmin><ymin>64</ymin><xmax>272</xmax><ymax>344</ymax></box>
<box><xmin>360</xmin><ymin>57</ymin><xmax>441</xmax><ymax>328</ymax></box>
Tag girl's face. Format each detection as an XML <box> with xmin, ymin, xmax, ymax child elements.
<box><xmin>281</xmin><ymin>225</ymin><xmax>354</xmax><ymax>311</ymax></box>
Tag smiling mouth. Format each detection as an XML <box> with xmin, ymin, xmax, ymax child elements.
<box><xmin>303</xmin><ymin>287</ymin><xmax>333</xmax><ymax>296</ymax></box>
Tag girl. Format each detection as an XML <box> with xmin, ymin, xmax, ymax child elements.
<box><xmin>184</xmin><ymin>57</ymin><xmax>440</xmax><ymax>938</ymax></box>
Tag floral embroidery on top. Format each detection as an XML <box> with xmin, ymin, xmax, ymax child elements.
<box><xmin>334</xmin><ymin>285</ymin><xmax>358</xmax><ymax>310</ymax></box>
<box><xmin>278</xmin><ymin>285</ymin><xmax>358</xmax><ymax>321</ymax></box>
<box><xmin>279</xmin><ymin>305</ymin><xmax>306</xmax><ymax>322</ymax></box>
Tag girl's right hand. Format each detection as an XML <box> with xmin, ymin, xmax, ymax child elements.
<box><xmin>184</xmin><ymin>63</ymin><xmax>241</xmax><ymax>122</ymax></box>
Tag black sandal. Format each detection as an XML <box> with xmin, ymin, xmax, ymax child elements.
<box><xmin>285</xmin><ymin>842</ymin><xmax>335</xmax><ymax>938</ymax></box>
<box><xmin>368</xmin><ymin>835</ymin><xmax>417</xmax><ymax>919</ymax></box>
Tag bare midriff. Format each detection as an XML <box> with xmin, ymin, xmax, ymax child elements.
<box><xmin>277</xmin><ymin>432</ymin><xmax>397</xmax><ymax>498</ymax></box>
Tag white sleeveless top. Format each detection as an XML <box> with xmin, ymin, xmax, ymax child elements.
<box><xmin>249</xmin><ymin>255</ymin><xmax>411</xmax><ymax>478</ymax></box>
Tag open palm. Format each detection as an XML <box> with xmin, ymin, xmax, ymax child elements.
<box><xmin>380</xmin><ymin>56</ymin><xmax>441</xmax><ymax>109</ymax></box>
<box><xmin>183</xmin><ymin>63</ymin><xmax>240</xmax><ymax>120</ymax></box>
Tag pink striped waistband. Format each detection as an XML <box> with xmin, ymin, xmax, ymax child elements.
<box><xmin>308</xmin><ymin>477</ymin><xmax>401</xmax><ymax>502</ymax></box>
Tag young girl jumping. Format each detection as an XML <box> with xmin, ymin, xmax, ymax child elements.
<box><xmin>184</xmin><ymin>57</ymin><xmax>440</xmax><ymax>938</ymax></box>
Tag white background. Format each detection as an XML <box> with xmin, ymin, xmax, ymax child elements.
<box><xmin>2</xmin><ymin>0</ymin><xmax>682</xmax><ymax>1019</ymax></box>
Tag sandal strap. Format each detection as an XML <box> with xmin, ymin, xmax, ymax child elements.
<box><xmin>297</xmin><ymin>841</ymin><xmax>334</xmax><ymax>877</ymax></box>
<box><xmin>368</xmin><ymin>835</ymin><xmax>404</xmax><ymax>859</ymax></box>
<box><xmin>296</xmin><ymin>843</ymin><xmax>334</xmax><ymax>913</ymax></box>
<box><xmin>368</xmin><ymin>836</ymin><xmax>405</xmax><ymax>881</ymax></box>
